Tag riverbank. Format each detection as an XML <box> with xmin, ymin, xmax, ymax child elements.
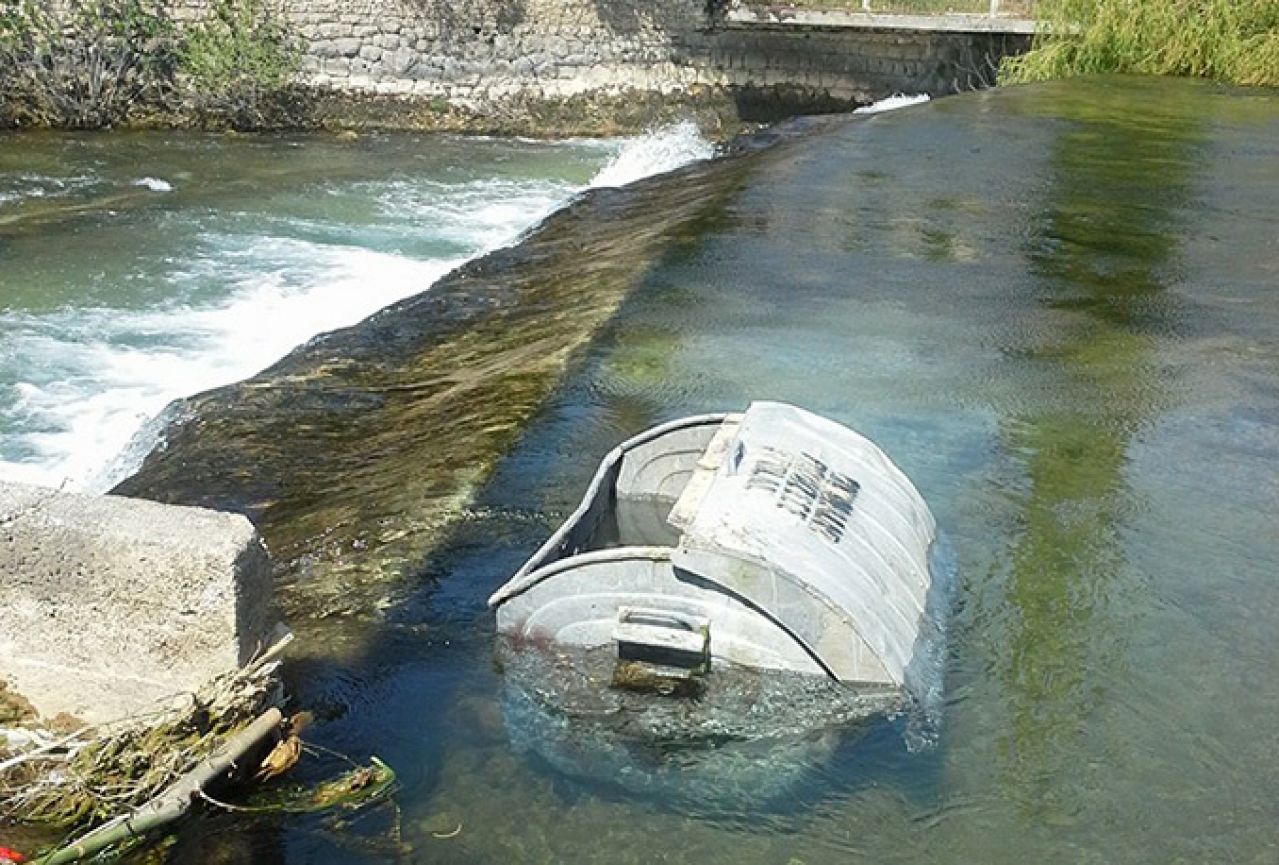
<box><xmin>1</xmin><ymin>0</ymin><xmax>1031</xmax><ymax>134</ymax></box>
<box><xmin>1001</xmin><ymin>0</ymin><xmax>1278</xmax><ymax>87</ymax></box>
<box><xmin>105</xmin><ymin>85</ymin><xmax>769</xmax><ymax>138</ymax></box>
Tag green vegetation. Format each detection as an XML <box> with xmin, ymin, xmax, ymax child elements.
<box><xmin>0</xmin><ymin>0</ymin><xmax>179</xmax><ymax>128</ymax></box>
<box><xmin>180</xmin><ymin>0</ymin><xmax>303</xmax><ymax>126</ymax></box>
<box><xmin>1001</xmin><ymin>0</ymin><xmax>1279</xmax><ymax>87</ymax></box>
<box><xmin>0</xmin><ymin>0</ymin><xmax>301</xmax><ymax>128</ymax></box>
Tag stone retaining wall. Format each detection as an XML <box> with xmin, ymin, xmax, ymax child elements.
<box><xmin>0</xmin><ymin>481</ymin><xmax>275</xmax><ymax>723</ymax></box>
<box><xmin>700</xmin><ymin>24</ymin><xmax>1027</xmax><ymax>107</ymax></box>
<box><xmin>172</xmin><ymin>0</ymin><xmax>1030</xmax><ymax>127</ymax></box>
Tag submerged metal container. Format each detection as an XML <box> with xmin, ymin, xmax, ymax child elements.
<box><xmin>488</xmin><ymin>401</ymin><xmax>937</xmax><ymax>691</ymax></box>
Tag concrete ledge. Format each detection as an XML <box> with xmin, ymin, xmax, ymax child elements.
<box><xmin>725</xmin><ymin>8</ymin><xmax>1038</xmax><ymax>34</ymax></box>
<box><xmin>0</xmin><ymin>480</ymin><xmax>274</xmax><ymax>723</ymax></box>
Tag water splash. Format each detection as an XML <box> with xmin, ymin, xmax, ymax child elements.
<box><xmin>902</xmin><ymin>536</ymin><xmax>959</xmax><ymax>751</ymax></box>
<box><xmin>0</xmin><ymin>244</ymin><xmax>457</xmax><ymax>490</ymax></box>
<box><xmin>590</xmin><ymin>121</ymin><xmax>716</xmax><ymax>188</ymax></box>
<box><xmin>133</xmin><ymin>177</ymin><xmax>174</xmax><ymax>193</ymax></box>
<box><xmin>854</xmin><ymin>93</ymin><xmax>931</xmax><ymax>115</ymax></box>
<box><xmin>364</xmin><ymin>176</ymin><xmax>579</xmax><ymax>252</ymax></box>
<box><xmin>0</xmin><ymin>125</ymin><xmax>716</xmax><ymax>492</ymax></box>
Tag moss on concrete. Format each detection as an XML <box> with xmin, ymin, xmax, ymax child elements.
<box><xmin>113</xmin><ymin>135</ymin><xmax>793</xmax><ymax>660</ymax></box>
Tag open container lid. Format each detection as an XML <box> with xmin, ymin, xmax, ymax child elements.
<box><xmin>667</xmin><ymin>402</ymin><xmax>936</xmax><ymax>685</ymax></box>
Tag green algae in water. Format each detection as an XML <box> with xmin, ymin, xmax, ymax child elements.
<box><xmin>54</xmin><ymin>78</ymin><xmax>1279</xmax><ymax>865</ymax></box>
<box><xmin>113</xmin><ymin>149</ymin><xmax>769</xmax><ymax>659</ymax></box>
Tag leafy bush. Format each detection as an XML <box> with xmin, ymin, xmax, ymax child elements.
<box><xmin>179</xmin><ymin>0</ymin><xmax>303</xmax><ymax>126</ymax></box>
<box><xmin>1001</xmin><ymin>0</ymin><xmax>1279</xmax><ymax>87</ymax></box>
<box><xmin>0</xmin><ymin>0</ymin><xmax>179</xmax><ymax>127</ymax></box>
<box><xmin>0</xmin><ymin>0</ymin><xmax>303</xmax><ymax>128</ymax></box>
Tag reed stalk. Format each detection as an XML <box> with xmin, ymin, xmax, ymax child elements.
<box><xmin>1000</xmin><ymin>0</ymin><xmax>1279</xmax><ymax>87</ymax></box>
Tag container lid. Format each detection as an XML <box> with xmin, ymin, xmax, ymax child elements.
<box><xmin>669</xmin><ymin>402</ymin><xmax>935</xmax><ymax>683</ymax></box>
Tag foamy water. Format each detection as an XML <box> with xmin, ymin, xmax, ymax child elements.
<box><xmin>133</xmin><ymin>176</ymin><xmax>174</xmax><ymax>192</ymax></box>
<box><xmin>854</xmin><ymin>93</ymin><xmax>931</xmax><ymax>114</ymax></box>
<box><xmin>0</xmin><ymin>124</ymin><xmax>714</xmax><ymax>491</ymax></box>
<box><xmin>2</xmin><ymin>245</ymin><xmax>457</xmax><ymax>489</ymax></box>
<box><xmin>590</xmin><ymin>121</ymin><xmax>716</xmax><ymax>187</ymax></box>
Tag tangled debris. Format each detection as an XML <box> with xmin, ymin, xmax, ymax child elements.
<box><xmin>2</xmin><ymin>635</ymin><xmax>398</xmax><ymax>864</ymax></box>
<box><xmin>0</xmin><ymin>638</ymin><xmax>288</xmax><ymax>828</ymax></box>
<box><xmin>34</xmin><ymin>709</ymin><xmax>287</xmax><ymax>865</ymax></box>
<box><xmin>200</xmin><ymin>755</ymin><xmax>396</xmax><ymax>816</ymax></box>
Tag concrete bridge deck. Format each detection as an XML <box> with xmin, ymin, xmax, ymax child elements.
<box><xmin>723</xmin><ymin>4</ymin><xmax>1038</xmax><ymax>35</ymax></box>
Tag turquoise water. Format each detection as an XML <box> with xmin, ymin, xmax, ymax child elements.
<box><xmin>275</xmin><ymin>78</ymin><xmax>1276</xmax><ymax>865</ymax></box>
<box><xmin>5</xmin><ymin>77</ymin><xmax>1279</xmax><ymax>863</ymax></box>
<box><xmin>0</xmin><ymin>126</ymin><xmax>710</xmax><ymax>489</ymax></box>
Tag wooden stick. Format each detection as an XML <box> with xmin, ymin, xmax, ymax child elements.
<box><xmin>35</xmin><ymin>708</ymin><xmax>282</xmax><ymax>865</ymax></box>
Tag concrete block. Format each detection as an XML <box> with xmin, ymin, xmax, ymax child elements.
<box><xmin>0</xmin><ymin>480</ymin><xmax>275</xmax><ymax>724</ymax></box>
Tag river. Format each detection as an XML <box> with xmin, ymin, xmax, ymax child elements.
<box><xmin>0</xmin><ymin>124</ymin><xmax>712</xmax><ymax>490</ymax></box>
<box><xmin>3</xmin><ymin>77</ymin><xmax>1278</xmax><ymax>864</ymax></box>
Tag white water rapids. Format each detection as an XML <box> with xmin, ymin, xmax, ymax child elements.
<box><xmin>0</xmin><ymin>123</ymin><xmax>714</xmax><ymax>491</ymax></box>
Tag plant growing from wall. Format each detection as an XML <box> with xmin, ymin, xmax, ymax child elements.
<box><xmin>1001</xmin><ymin>0</ymin><xmax>1279</xmax><ymax>87</ymax></box>
<box><xmin>0</xmin><ymin>0</ymin><xmax>179</xmax><ymax>127</ymax></box>
<box><xmin>0</xmin><ymin>0</ymin><xmax>303</xmax><ymax>128</ymax></box>
<box><xmin>179</xmin><ymin>0</ymin><xmax>303</xmax><ymax>127</ymax></box>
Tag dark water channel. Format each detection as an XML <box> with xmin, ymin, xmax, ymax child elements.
<box><xmin>100</xmin><ymin>77</ymin><xmax>1279</xmax><ymax>862</ymax></box>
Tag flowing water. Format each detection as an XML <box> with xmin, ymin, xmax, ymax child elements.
<box><xmin>0</xmin><ymin>124</ymin><xmax>712</xmax><ymax>491</ymax></box>
<box><xmin>4</xmin><ymin>77</ymin><xmax>1279</xmax><ymax>863</ymax></box>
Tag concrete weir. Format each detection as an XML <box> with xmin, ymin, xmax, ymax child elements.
<box><xmin>0</xmin><ymin>480</ymin><xmax>274</xmax><ymax>724</ymax></box>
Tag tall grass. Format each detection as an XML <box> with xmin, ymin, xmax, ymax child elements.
<box><xmin>1000</xmin><ymin>0</ymin><xmax>1279</xmax><ymax>87</ymax></box>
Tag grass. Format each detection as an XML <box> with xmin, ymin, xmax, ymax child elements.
<box><xmin>1001</xmin><ymin>0</ymin><xmax>1279</xmax><ymax>87</ymax></box>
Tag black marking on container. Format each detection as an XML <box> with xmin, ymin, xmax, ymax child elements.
<box><xmin>746</xmin><ymin>447</ymin><xmax>861</xmax><ymax>543</ymax></box>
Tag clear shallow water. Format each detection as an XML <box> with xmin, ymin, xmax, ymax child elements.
<box><xmin>5</xmin><ymin>78</ymin><xmax>1279</xmax><ymax>864</ymax></box>
<box><xmin>0</xmin><ymin>124</ymin><xmax>712</xmax><ymax>490</ymax></box>
<box><xmin>242</xmin><ymin>78</ymin><xmax>1273</xmax><ymax>865</ymax></box>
